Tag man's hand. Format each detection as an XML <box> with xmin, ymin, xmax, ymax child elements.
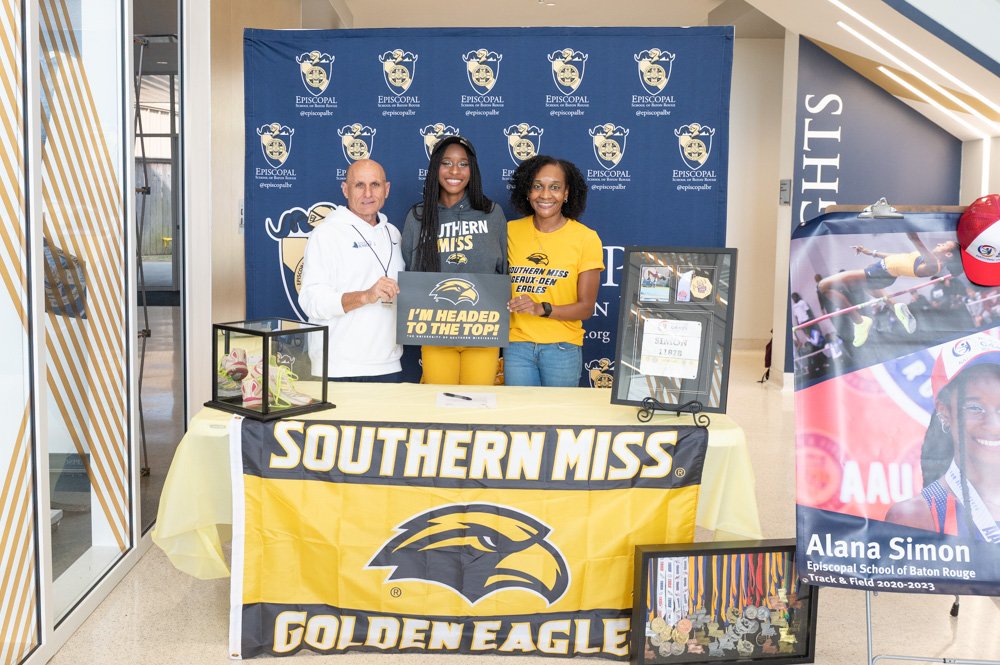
<box><xmin>366</xmin><ymin>276</ymin><xmax>400</xmax><ymax>304</ymax></box>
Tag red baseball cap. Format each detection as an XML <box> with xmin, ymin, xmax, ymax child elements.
<box><xmin>931</xmin><ymin>332</ymin><xmax>1000</xmax><ymax>399</ymax></box>
<box><xmin>957</xmin><ymin>194</ymin><xmax>1000</xmax><ymax>286</ymax></box>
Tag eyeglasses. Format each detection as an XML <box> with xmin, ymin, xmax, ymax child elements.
<box><xmin>440</xmin><ymin>160</ymin><xmax>470</xmax><ymax>169</ymax></box>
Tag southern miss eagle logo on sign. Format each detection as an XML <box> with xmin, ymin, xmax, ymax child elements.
<box><xmin>589</xmin><ymin>122</ymin><xmax>629</xmax><ymax>170</ymax></box>
<box><xmin>634</xmin><ymin>48</ymin><xmax>675</xmax><ymax>95</ymax></box>
<box><xmin>378</xmin><ymin>49</ymin><xmax>418</xmax><ymax>95</ymax></box>
<box><xmin>503</xmin><ymin>123</ymin><xmax>543</xmax><ymax>166</ymax></box>
<box><xmin>368</xmin><ymin>503</ymin><xmax>570</xmax><ymax>605</ymax></box>
<box><xmin>429</xmin><ymin>278</ymin><xmax>479</xmax><ymax>305</ymax></box>
<box><xmin>296</xmin><ymin>50</ymin><xmax>334</xmax><ymax>96</ymax></box>
<box><xmin>257</xmin><ymin>122</ymin><xmax>294</xmax><ymax>168</ymax></box>
<box><xmin>675</xmin><ymin>122</ymin><xmax>715</xmax><ymax>170</ymax></box>
<box><xmin>547</xmin><ymin>48</ymin><xmax>587</xmax><ymax>96</ymax></box>
<box><xmin>338</xmin><ymin>123</ymin><xmax>376</xmax><ymax>165</ymax></box>
<box><xmin>419</xmin><ymin>123</ymin><xmax>460</xmax><ymax>160</ymax></box>
<box><xmin>462</xmin><ymin>48</ymin><xmax>502</xmax><ymax>95</ymax></box>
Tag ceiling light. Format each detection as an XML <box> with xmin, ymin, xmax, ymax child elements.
<box><xmin>837</xmin><ymin>21</ymin><xmax>1000</xmax><ymax>134</ymax></box>
<box><xmin>827</xmin><ymin>0</ymin><xmax>1000</xmax><ymax>116</ymax></box>
<box><xmin>156</xmin><ymin>60</ymin><xmax>168</xmax><ymax>65</ymax></box>
<box><xmin>877</xmin><ymin>65</ymin><xmax>989</xmax><ymax>140</ymax></box>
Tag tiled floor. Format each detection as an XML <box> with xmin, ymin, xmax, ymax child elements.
<box><xmin>49</xmin><ymin>349</ymin><xmax>1000</xmax><ymax>664</ymax></box>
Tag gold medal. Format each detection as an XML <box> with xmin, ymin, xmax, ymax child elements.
<box><xmin>691</xmin><ymin>275</ymin><xmax>712</xmax><ymax>299</ymax></box>
<box><xmin>650</xmin><ymin>616</ymin><xmax>667</xmax><ymax>634</ymax></box>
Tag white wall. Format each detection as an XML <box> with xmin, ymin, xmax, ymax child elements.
<box><xmin>960</xmin><ymin>137</ymin><xmax>1000</xmax><ymax>204</ymax></box>
<box><xmin>726</xmin><ymin>38</ymin><xmax>784</xmax><ymax>346</ymax></box>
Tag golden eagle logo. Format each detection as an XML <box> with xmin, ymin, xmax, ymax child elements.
<box><xmin>429</xmin><ymin>278</ymin><xmax>479</xmax><ymax>305</ymax></box>
<box><xmin>368</xmin><ymin>503</ymin><xmax>570</xmax><ymax>605</ymax></box>
<box><xmin>446</xmin><ymin>252</ymin><xmax>468</xmax><ymax>265</ymax></box>
<box><xmin>526</xmin><ymin>252</ymin><xmax>549</xmax><ymax>266</ymax></box>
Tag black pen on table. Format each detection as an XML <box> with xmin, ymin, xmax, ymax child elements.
<box><xmin>443</xmin><ymin>392</ymin><xmax>473</xmax><ymax>401</ymax></box>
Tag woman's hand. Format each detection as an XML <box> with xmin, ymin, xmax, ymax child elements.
<box><xmin>507</xmin><ymin>294</ymin><xmax>542</xmax><ymax>316</ymax></box>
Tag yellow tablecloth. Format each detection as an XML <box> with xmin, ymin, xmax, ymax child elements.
<box><xmin>152</xmin><ymin>384</ymin><xmax>762</xmax><ymax>579</ymax></box>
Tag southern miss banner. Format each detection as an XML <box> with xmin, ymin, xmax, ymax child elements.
<box><xmin>791</xmin><ymin>210</ymin><xmax>1000</xmax><ymax>595</ymax></box>
<box><xmin>244</xmin><ymin>27</ymin><xmax>733</xmax><ymax>384</ymax></box>
<box><xmin>229</xmin><ymin>417</ymin><xmax>709</xmax><ymax>658</ymax></box>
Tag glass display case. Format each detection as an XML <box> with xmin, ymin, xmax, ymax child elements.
<box><xmin>207</xmin><ymin>318</ymin><xmax>333</xmax><ymax>420</ymax></box>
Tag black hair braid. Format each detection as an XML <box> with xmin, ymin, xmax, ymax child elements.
<box><xmin>955</xmin><ymin>380</ymin><xmax>976</xmax><ymax>539</ymax></box>
<box><xmin>920</xmin><ymin>413</ymin><xmax>955</xmax><ymax>489</ymax></box>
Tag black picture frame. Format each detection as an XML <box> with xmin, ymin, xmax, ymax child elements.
<box><xmin>611</xmin><ymin>246</ymin><xmax>737</xmax><ymax>414</ymax></box>
<box><xmin>631</xmin><ymin>540</ymin><xmax>818</xmax><ymax>664</ymax></box>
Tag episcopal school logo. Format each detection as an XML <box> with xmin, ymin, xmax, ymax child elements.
<box><xmin>547</xmin><ymin>48</ymin><xmax>588</xmax><ymax>95</ymax></box>
<box><xmin>368</xmin><ymin>503</ymin><xmax>570</xmax><ymax>605</ymax></box>
<box><xmin>503</xmin><ymin>123</ymin><xmax>543</xmax><ymax>166</ymax></box>
<box><xmin>264</xmin><ymin>201</ymin><xmax>339</xmax><ymax>320</ymax></box>
<box><xmin>675</xmin><ymin>123</ymin><xmax>715</xmax><ymax>170</ymax></box>
<box><xmin>586</xmin><ymin>358</ymin><xmax>615</xmax><ymax>388</ymax></box>
<box><xmin>338</xmin><ymin>123</ymin><xmax>376</xmax><ymax>164</ymax></box>
<box><xmin>419</xmin><ymin>123</ymin><xmax>460</xmax><ymax>160</ymax></box>
<box><xmin>257</xmin><ymin>122</ymin><xmax>294</xmax><ymax>168</ymax></box>
<box><xmin>429</xmin><ymin>278</ymin><xmax>479</xmax><ymax>306</ymax></box>
<box><xmin>634</xmin><ymin>48</ymin><xmax>675</xmax><ymax>95</ymax></box>
<box><xmin>463</xmin><ymin>48</ymin><xmax>502</xmax><ymax>95</ymax></box>
<box><xmin>378</xmin><ymin>49</ymin><xmax>418</xmax><ymax>95</ymax></box>
<box><xmin>296</xmin><ymin>51</ymin><xmax>334</xmax><ymax>95</ymax></box>
<box><xmin>589</xmin><ymin>123</ymin><xmax>629</xmax><ymax>170</ymax></box>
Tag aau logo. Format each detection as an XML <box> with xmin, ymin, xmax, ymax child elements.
<box><xmin>547</xmin><ymin>48</ymin><xmax>587</xmax><ymax>95</ymax></box>
<box><xmin>265</xmin><ymin>201</ymin><xmax>338</xmax><ymax>320</ymax></box>
<box><xmin>675</xmin><ymin>122</ymin><xmax>715</xmax><ymax>170</ymax></box>
<box><xmin>589</xmin><ymin>123</ymin><xmax>629</xmax><ymax>170</ymax></box>
<box><xmin>368</xmin><ymin>503</ymin><xmax>570</xmax><ymax>605</ymax></box>
<box><xmin>634</xmin><ymin>48</ymin><xmax>675</xmax><ymax>95</ymax></box>
<box><xmin>419</xmin><ymin>123</ymin><xmax>460</xmax><ymax>160</ymax></box>
<box><xmin>378</xmin><ymin>49</ymin><xmax>418</xmax><ymax>95</ymax></box>
<box><xmin>257</xmin><ymin>122</ymin><xmax>294</xmax><ymax>168</ymax></box>
<box><xmin>338</xmin><ymin>123</ymin><xmax>376</xmax><ymax>164</ymax></box>
<box><xmin>296</xmin><ymin>50</ymin><xmax>334</xmax><ymax>96</ymax></box>
<box><xmin>463</xmin><ymin>48</ymin><xmax>502</xmax><ymax>95</ymax></box>
<box><xmin>429</xmin><ymin>278</ymin><xmax>479</xmax><ymax>305</ymax></box>
<box><xmin>503</xmin><ymin>123</ymin><xmax>543</xmax><ymax>166</ymax></box>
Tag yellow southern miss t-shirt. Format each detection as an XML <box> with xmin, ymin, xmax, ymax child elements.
<box><xmin>507</xmin><ymin>216</ymin><xmax>604</xmax><ymax>345</ymax></box>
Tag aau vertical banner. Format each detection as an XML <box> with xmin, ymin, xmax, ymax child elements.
<box><xmin>229</xmin><ymin>417</ymin><xmax>709</xmax><ymax>658</ymax></box>
<box><xmin>244</xmin><ymin>27</ymin><xmax>733</xmax><ymax>384</ymax></box>
<box><xmin>791</xmin><ymin>210</ymin><xmax>1000</xmax><ymax>595</ymax></box>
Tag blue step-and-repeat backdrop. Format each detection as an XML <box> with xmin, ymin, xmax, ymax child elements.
<box><xmin>244</xmin><ymin>26</ymin><xmax>733</xmax><ymax>384</ymax></box>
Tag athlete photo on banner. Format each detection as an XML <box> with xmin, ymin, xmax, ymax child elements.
<box><xmin>791</xmin><ymin>209</ymin><xmax>1000</xmax><ymax>596</ymax></box>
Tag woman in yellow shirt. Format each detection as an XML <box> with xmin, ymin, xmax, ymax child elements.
<box><xmin>505</xmin><ymin>155</ymin><xmax>604</xmax><ymax>386</ymax></box>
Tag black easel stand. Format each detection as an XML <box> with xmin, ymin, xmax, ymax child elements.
<box><xmin>637</xmin><ymin>398</ymin><xmax>710</xmax><ymax>427</ymax></box>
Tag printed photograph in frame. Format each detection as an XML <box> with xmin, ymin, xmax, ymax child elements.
<box><xmin>612</xmin><ymin>247</ymin><xmax>737</xmax><ymax>413</ymax></box>
<box><xmin>631</xmin><ymin>540</ymin><xmax>819</xmax><ymax>664</ymax></box>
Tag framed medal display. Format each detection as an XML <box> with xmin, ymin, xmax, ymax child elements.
<box><xmin>611</xmin><ymin>247</ymin><xmax>737</xmax><ymax>413</ymax></box>
<box><xmin>631</xmin><ymin>540</ymin><xmax>818</xmax><ymax>664</ymax></box>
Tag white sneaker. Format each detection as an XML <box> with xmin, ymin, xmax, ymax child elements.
<box><xmin>894</xmin><ymin>303</ymin><xmax>917</xmax><ymax>334</ymax></box>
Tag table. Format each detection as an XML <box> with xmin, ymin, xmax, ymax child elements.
<box><xmin>152</xmin><ymin>383</ymin><xmax>762</xmax><ymax>580</ymax></box>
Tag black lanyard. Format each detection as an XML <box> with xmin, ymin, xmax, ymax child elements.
<box><xmin>351</xmin><ymin>224</ymin><xmax>392</xmax><ymax>277</ymax></box>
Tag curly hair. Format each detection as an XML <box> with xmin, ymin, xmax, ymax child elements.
<box><xmin>508</xmin><ymin>155</ymin><xmax>588</xmax><ymax>220</ymax></box>
<box><xmin>411</xmin><ymin>135</ymin><xmax>494</xmax><ymax>272</ymax></box>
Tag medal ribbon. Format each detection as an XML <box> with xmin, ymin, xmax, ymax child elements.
<box><xmin>945</xmin><ymin>461</ymin><xmax>1000</xmax><ymax>543</ymax></box>
<box><xmin>350</xmin><ymin>225</ymin><xmax>393</xmax><ymax>278</ymax></box>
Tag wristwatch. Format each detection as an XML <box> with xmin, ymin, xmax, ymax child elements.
<box><xmin>540</xmin><ymin>302</ymin><xmax>553</xmax><ymax>318</ymax></box>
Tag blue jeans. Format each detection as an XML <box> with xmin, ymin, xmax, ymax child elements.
<box><xmin>504</xmin><ymin>342</ymin><xmax>582</xmax><ymax>387</ymax></box>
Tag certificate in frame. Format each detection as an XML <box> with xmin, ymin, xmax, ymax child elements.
<box><xmin>611</xmin><ymin>247</ymin><xmax>737</xmax><ymax>413</ymax></box>
<box><xmin>631</xmin><ymin>540</ymin><xmax>818</xmax><ymax>664</ymax></box>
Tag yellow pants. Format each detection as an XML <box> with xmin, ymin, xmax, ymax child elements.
<box><xmin>420</xmin><ymin>346</ymin><xmax>500</xmax><ymax>385</ymax></box>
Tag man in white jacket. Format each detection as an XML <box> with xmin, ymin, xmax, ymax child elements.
<box><xmin>299</xmin><ymin>159</ymin><xmax>404</xmax><ymax>381</ymax></box>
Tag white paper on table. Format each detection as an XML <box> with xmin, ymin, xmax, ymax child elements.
<box><xmin>436</xmin><ymin>392</ymin><xmax>497</xmax><ymax>409</ymax></box>
<box><xmin>639</xmin><ymin>318</ymin><xmax>702</xmax><ymax>379</ymax></box>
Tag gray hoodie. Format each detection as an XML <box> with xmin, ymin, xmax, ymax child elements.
<box><xmin>401</xmin><ymin>194</ymin><xmax>507</xmax><ymax>274</ymax></box>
